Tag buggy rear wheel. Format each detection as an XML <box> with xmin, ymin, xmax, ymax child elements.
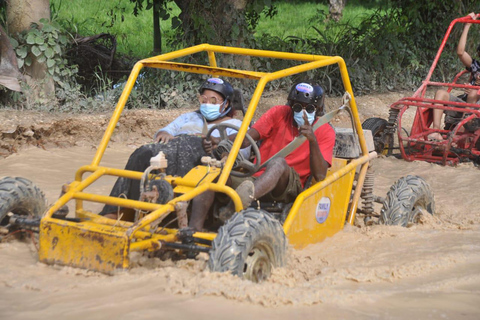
<box><xmin>208</xmin><ymin>208</ymin><xmax>286</xmax><ymax>282</ymax></box>
<box><xmin>362</xmin><ymin>117</ymin><xmax>389</xmax><ymax>155</ymax></box>
<box><xmin>380</xmin><ymin>175</ymin><xmax>434</xmax><ymax>227</ymax></box>
<box><xmin>0</xmin><ymin>176</ymin><xmax>47</xmax><ymax>225</ymax></box>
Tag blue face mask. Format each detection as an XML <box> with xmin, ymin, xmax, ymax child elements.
<box><xmin>200</xmin><ymin>103</ymin><xmax>222</xmax><ymax>121</ymax></box>
<box><xmin>294</xmin><ymin>110</ymin><xmax>315</xmax><ymax>127</ymax></box>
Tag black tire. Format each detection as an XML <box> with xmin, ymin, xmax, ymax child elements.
<box><xmin>362</xmin><ymin>117</ymin><xmax>389</xmax><ymax>154</ymax></box>
<box><xmin>208</xmin><ymin>208</ymin><xmax>287</xmax><ymax>282</ymax></box>
<box><xmin>0</xmin><ymin>176</ymin><xmax>47</xmax><ymax>225</ymax></box>
<box><xmin>380</xmin><ymin>175</ymin><xmax>435</xmax><ymax>227</ymax></box>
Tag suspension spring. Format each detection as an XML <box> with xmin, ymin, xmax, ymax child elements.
<box><xmin>387</xmin><ymin>108</ymin><xmax>399</xmax><ymax>134</ymax></box>
<box><xmin>360</xmin><ymin>165</ymin><xmax>375</xmax><ymax>216</ymax></box>
<box><xmin>386</xmin><ymin>108</ymin><xmax>400</xmax><ymax>155</ymax></box>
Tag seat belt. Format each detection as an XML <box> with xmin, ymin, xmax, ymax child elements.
<box><xmin>258</xmin><ymin>92</ymin><xmax>351</xmax><ymax>169</ymax></box>
<box><xmin>258</xmin><ymin>107</ymin><xmax>342</xmax><ymax>169</ymax></box>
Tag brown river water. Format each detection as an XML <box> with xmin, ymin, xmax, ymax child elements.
<box><xmin>1</xmin><ymin>144</ymin><xmax>480</xmax><ymax>320</ymax></box>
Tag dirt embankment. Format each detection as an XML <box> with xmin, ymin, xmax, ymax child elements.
<box><xmin>0</xmin><ymin>91</ymin><xmax>409</xmax><ymax>157</ymax></box>
<box><xmin>0</xmin><ymin>109</ymin><xmax>181</xmax><ymax>157</ymax></box>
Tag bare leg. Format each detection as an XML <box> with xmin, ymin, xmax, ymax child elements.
<box><xmin>190</xmin><ymin>158</ymin><xmax>291</xmax><ymax>231</ymax></box>
<box><xmin>189</xmin><ymin>190</ymin><xmax>215</xmax><ymax>231</ymax></box>
<box><xmin>428</xmin><ymin>90</ymin><xmax>448</xmax><ymax>141</ymax></box>
<box><xmin>466</xmin><ymin>91</ymin><xmax>479</xmax><ymax>104</ymax></box>
<box><xmin>253</xmin><ymin>157</ymin><xmax>290</xmax><ymax>199</ymax></box>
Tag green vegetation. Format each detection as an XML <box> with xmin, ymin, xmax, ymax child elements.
<box><xmin>50</xmin><ymin>0</ymin><xmax>385</xmax><ymax>58</ymax></box>
<box><xmin>51</xmin><ymin>0</ymin><xmax>180</xmax><ymax>57</ymax></box>
<box><xmin>2</xmin><ymin>0</ymin><xmax>480</xmax><ymax>111</ymax></box>
<box><xmin>255</xmin><ymin>0</ymin><xmax>383</xmax><ymax>40</ymax></box>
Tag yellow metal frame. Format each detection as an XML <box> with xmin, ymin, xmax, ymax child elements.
<box><xmin>38</xmin><ymin>44</ymin><xmax>374</xmax><ymax>273</ymax></box>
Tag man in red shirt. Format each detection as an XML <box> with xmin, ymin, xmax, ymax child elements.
<box><xmin>189</xmin><ymin>82</ymin><xmax>336</xmax><ymax>231</ymax></box>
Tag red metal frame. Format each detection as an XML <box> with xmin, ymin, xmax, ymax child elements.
<box><xmin>392</xmin><ymin>14</ymin><xmax>480</xmax><ymax>165</ymax></box>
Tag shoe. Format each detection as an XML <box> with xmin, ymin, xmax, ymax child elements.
<box><xmin>218</xmin><ymin>180</ymin><xmax>255</xmax><ymax>222</ymax></box>
<box><xmin>427</xmin><ymin>132</ymin><xmax>444</xmax><ymax>141</ymax></box>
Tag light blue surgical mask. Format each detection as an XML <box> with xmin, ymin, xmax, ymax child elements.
<box><xmin>200</xmin><ymin>103</ymin><xmax>222</xmax><ymax>120</ymax></box>
<box><xmin>294</xmin><ymin>110</ymin><xmax>315</xmax><ymax>127</ymax></box>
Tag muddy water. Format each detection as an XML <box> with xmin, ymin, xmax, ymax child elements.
<box><xmin>1</xmin><ymin>145</ymin><xmax>480</xmax><ymax>319</ymax></box>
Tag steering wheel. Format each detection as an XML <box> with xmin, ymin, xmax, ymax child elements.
<box><xmin>206</xmin><ymin>123</ymin><xmax>261</xmax><ymax>177</ymax></box>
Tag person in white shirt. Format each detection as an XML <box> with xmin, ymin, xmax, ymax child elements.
<box><xmin>100</xmin><ymin>78</ymin><xmax>249</xmax><ymax>218</ymax></box>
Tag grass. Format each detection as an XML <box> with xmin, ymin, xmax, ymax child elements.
<box><xmin>51</xmin><ymin>0</ymin><xmax>180</xmax><ymax>57</ymax></box>
<box><xmin>51</xmin><ymin>0</ymin><xmax>388</xmax><ymax>58</ymax></box>
<box><xmin>255</xmin><ymin>0</ymin><xmax>387</xmax><ymax>39</ymax></box>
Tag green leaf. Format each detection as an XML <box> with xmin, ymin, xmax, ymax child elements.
<box><xmin>42</xmin><ymin>24</ymin><xmax>55</xmax><ymax>33</ymax></box>
<box><xmin>51</xmin><ymin>21</ymin><xmax>61</xmax><ymax>30</ymax></box>
<box><xmin>35</xmin><ymin>35</ymin><xmax>44</xmax><ymax>45</ymax></box>
<box><xmin>58</xmin><ymin>35</ymin><xmax>67</xmax><ymax>44</ymax></box>
<box><xmin>31</xmin><ymin>29</ymin><xmax>42</xmax><ymax>37</ymax></box>
<box><xmin>16</xmin><ymin>46</ymin><xmax>28</xmax><ymax>59</ymax></box>
<box><xmin>47</xmin><ymin>58</ymin><xmax>55</xmax><ymax>68</ymax></box>
<box><xmin>17</xmin><ymin>58</ymin><xmax>24</xmax><ymax>69</ymax></box>
<box><xmin>37</xmin><ymin>55</ymin><xmax>46</xmax><ymax>63</ymax></box>
<box><xmin>25</xmin><ymin>56</ymin><xmax>32</xmax><ymax>67</ymax></box>
<box><xmin>31</xmin><ymin>46</ymin><xmax>42</xmax><ymax>57</ymax></box>
<box><xmin>39</xmin><ymin>43</ymin><xmax>48</xmax><ymax>51</ymax></box>
<box><xmin>45</xmin><ymin>48</ymin><xmax>54</xmax><ymax>58</ymax></box>
<box><xmin>26</xmin><ymin>33</ymin><xmax>36</xmax><ymax>44</ymax></box>
<box><xmin>39</xmin><ymin>18</ymin><xmax>49</xmax><ymax>24</ymax></box>
<box><xmin>54</xmin><ymin>44</ymin><xmax>61</xmax><ymax>54</ymax></box>
<box><xmin>9</xmin><ymin>37</ymin><xmax>19</xmax><ymax>48</ymax></box>
<box><xmin>48</xmin><ymin>67</ymin><xmax>55</xmax><ymax>75</ymax></box>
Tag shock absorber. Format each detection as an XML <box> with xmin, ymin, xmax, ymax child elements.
<box><xmin>386</xmin><ymin>108</ymin><xmax>400</xmax><ymax>155</ymax></box>
<box><xmin>360</xmin><ymin>163</ymin><xmax>375</xmax><ymax>225</ymax></box>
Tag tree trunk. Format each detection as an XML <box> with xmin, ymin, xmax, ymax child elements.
<box><xmin>6</xmin><ymin>0</ymin><xmax>54</xmax><ymax>98</ymax></box>
<box><xmin>0</xmin><ymin>24</ymin><xmax>24</xmax><ymax>91</ymax></box>
<box><xmin>173</xmin><ymin>0</ymin><xmax>251</xmax><ymax>69</ymax></box>
<box><xmin>153</xmin><ymin>0</ymin><xmax>161</xmax><ymax>54</ymax></box>
<box><xmin>329</xmin><ymin>0</ymin><xmax>346</xmax><ymax>22</ymax></box>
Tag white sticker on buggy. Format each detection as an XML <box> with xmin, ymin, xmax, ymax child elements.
<box><xmin>315</xmin><ymin>197</ymin><xmax>331</xmax><ymax>224</ymax></box>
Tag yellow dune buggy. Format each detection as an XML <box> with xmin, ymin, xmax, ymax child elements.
<box><xmin>0</xmin><ymin>45</ymin><xmax>435</xmax><ymax>282</ymax></box>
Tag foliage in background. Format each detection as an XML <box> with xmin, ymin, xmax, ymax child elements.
<box><xmin>2</xmin><ymin>0</ymin><xmax>480</xmax><ymax>111</ymax></box>
<box><xmin>10</xmin><ymin>19</ymin><xmax>76</xmax><ymax>86</ymax></box>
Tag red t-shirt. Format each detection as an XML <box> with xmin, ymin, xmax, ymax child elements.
<box><xmin>252</xmin><ymin>105</ymin><xmax>336</xmax><ymax>187</ymax></box>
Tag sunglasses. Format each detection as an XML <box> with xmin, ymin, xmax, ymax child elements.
<box><xmin>292</xmin><ymin>103</ymin><xmax>316</xmax><ymax>114</ymax></box>
<box><xmin>198</xmin><ymin>94</ymin><xmax>224</xmax><ymax>105</ymax></box>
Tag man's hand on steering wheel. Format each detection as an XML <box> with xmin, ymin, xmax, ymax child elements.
<box><xmin>202</xmin><ymin>135</ymin><xmax>220</xmax><ymax>154</ymax></box>
<box><xmin>204</xmin><ymin>123</ymin><xmax>261</xmax><ymax>177</ymax></box>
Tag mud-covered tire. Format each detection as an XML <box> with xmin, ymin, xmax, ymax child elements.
<box><xmin>362</xmin><ymin>117</ymin><xmax>389</xmax><ymax>154</ymax></box>
<box><xmin>0</xmin><ymin>176</ymin><xmax>47</xmax><ymax>225</ymax></box>
<box><xmin>380</xmin><ymin>175</ymin><xmax>435</xmax><ymax>227</ymax></box>
<box><xmin>208</xmin><ymin>208</ymin><xmax>287</xmax><ymax>282</ymax></box>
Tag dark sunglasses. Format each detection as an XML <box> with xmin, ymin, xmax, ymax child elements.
<box><xmin>292</xmin><ymin>103</ymin><xmax>316</xmax><ymax>114</ymax></box>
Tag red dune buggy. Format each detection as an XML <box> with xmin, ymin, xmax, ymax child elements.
<box><xmin>363</xmin><ymin>13</ymin><xmax>480</xmax><ymax>166</ymax></box>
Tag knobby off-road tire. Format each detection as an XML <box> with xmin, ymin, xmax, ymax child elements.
<box><xmin>0</xmin><ymin>176</ymin><xmax>47</xmax><ymax>225</ymax></box>
<box><xmin>208</xmin><ymin>208</ymin><xmax>287</xmax><ymax>282</ymax></box>
<box><xmin>380</xmin><ymin>175</ymin><xmax>435</xmax><ymax>227</ymax></box>
<box><xmin>362</xmin><ymin>117</ymin><xmax>389</xmax><ymax>155</ymax></box>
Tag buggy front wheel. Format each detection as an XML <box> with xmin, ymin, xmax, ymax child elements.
<box><xmin>0</xmin><ymin>176</ymin><xmax>47</xmax><ymax>225</ymax></box>
<box><xmin>208</xmin><ymin>208</ymin><xmax>286</xmax><ymax>282</ymax></box>
<box><xmin>380</xmin><ymin>175</ymin><xmax>435</xmax><ymax>227</ymax></box>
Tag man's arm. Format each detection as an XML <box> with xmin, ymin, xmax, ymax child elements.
<box><xmin>457</xmin><ymin>12</ymin><xmax>477</xmax><ymax>68</ymax></box>
<box><xmin>299</xmin><ymin>111</ymin><xmax>330</xmax><ymax>181</ymax></box>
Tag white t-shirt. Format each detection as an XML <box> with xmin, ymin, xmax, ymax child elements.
<box><xmin>155</xmin><ymin>111</ymin><xmax>251</xmax><ymax>159</ymax></box>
